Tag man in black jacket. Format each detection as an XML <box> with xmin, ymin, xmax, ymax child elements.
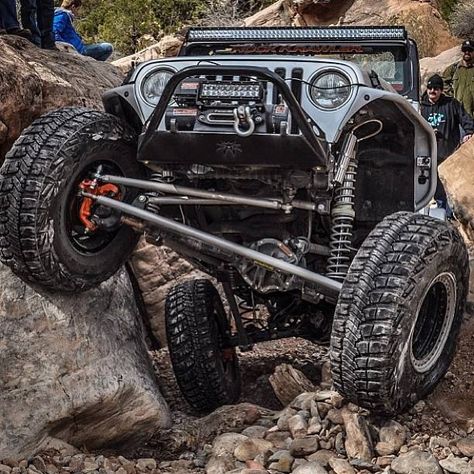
<box><xmin>421</xmin><ymin>74</ymin><xmax>474</xmax><ymax>214</ymax></box>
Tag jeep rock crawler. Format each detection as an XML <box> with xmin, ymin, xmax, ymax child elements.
<box><xmin>0</xmin><ymin>26</ymin><xmax>468</xmax><ymax>414</ymax></box>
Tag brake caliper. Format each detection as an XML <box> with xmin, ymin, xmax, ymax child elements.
<box><xmin>78</xmin><ymin>179</ymin><xmax>121</xmax><ymax>232</ymax></box>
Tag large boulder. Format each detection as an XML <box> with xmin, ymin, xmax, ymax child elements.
<box><xmin>420</xmin><ymin>45</ymin><xmax>462</xmax><ymax>89</ymax></box>
<box><xmin>439</xmin><ymin>138</ymin><xmax>474</xmax><ymax>246</ymax></box>
<box><xmin>130</xmin><ymin>239</ymin><xmax>204</xmax><ymax>346</ymax></box>
<box><xmin>0</xmin><ymin>265</ymin><xmax>171</xmax><ymax>460</ymax></box>
<box><xmin>244</xmin><ymin>0</ymin><xmax>457</xmax><ymax>57</ymax></box>
<box><xmin>0</xmin><ymin>35</ymin><xmax>123</xmax><ymax>161</ymax></box>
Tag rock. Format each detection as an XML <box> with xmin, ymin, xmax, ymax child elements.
<box><xmin>129</xmin><ymin>240</ymin><xmax>205</xmax><ymax>346</ymax></box>
<box><xmin>277</xmin><ymin>407</ymin><xmax>298</xmax><ymax>431</ymax></box>
<box><xmin>243</xmin><ymin>0</ymin><xmax>456</xmax><ymax>57</ymax></box>
<box><xmin>293</xmin><ymin>461</ymin><xmax>328</xmax><ymax>474</ymax></box>
<box><xmin>0</xmin><ymin>36</ymin><xmax>123</xmax><ymax>161</ymax></box>
<box><xmin>289</xmin><ymin>437</ymin><xmax>320</xmax><ymax>457</ymax></box>
<box><xmin>439</xmin><ymin>454</ymin><xmax>472</xmax><ymax>474</ymax></box>
<box><xmin>391</xmin><ymin>450</ymin><xmax>443</xmax><ymax>474</ymax></box>
<box><xmin>241</xmin><ymin>426</ymin><xmax>268</xmax><ymax>439</ymax></box>
<box><xmin>212</xmin><ymin>433</ymin><xmax>249</xmax><ymax>457</ymax></box>
<box><xmin>267</xmin><ymin>449</ymin><xmax>294</xmax><ymax>473</ymax></box>
<box><xmin>307</xmin><ymin>418</ymin><xmax>323</xmax><ymax>435</ymax></box>
<box><xmin>376</xmin><ymin>456</ymin><xmax>395</xmax><ymax>467</ymax></box>
<box><xmin>377</xmin><ymin>421</ymin><xmax>407</xmax><ymax>455</ymax></box>
<box><xmin>341</xmin><ymin>409</ymin><xmax>374</xmax><ymax>461</ymax></box>
<box><xmin>439</xmin><ymin>140</ymin><xmax>474</xmax><ymax>249</ymax></box>
<box><xmin>420</xmin><ymin>46</ymin><xmax>462</xmax><ymax>89</ymax></box>
<box><xmin>328</xmin><ymin>457</ymin><xmax>356</xmax><ymax>474</ymax></box>
<box><xmin>0</xmin><ymin>265</ymin><xmax>170</xmax><ymax>460</ymax></box>
<box><xmin>113</xmin><ymin>35</ymin><xmax>183</xmax><ymax>74</ymax></box>
<box><xmin>288</xmin><ymin>414</ymin><xmax>308</xmax><ymax>439</ymax></box>
<box><xmin>307</xmin><ymin>449</ymin><xmax>336</xmax><ymax>467</ymax></box>
<box><xmin>205</xmin><ymin>455</ymin><xmax>235</xmax><ymax>474</ymax></box>
<box><xmin>269</xmin><ymin>366</ymin><xmax>317</xmax><ymax>406</ymax></box>
<box><xmin>265</xmin><ymin>431</ymin><xmax>292</xmax><ymax>449</ymax></box>
<box><xmin>234</xmin><ymin>439</ymin><xmax>273</xmax><ymax>462</ymax></box>
<box><xmin>458</xmin><ymin>438</ymin><xmax>474</xmax><ymax>458</ymax></box>
<box><xmin>0</xmin><ymin>465</ymin><xmax>11</xmax><ymax>473</ymax></box>
<box><xmin>135</xmin><ymin>458</ymin><xmax>157</xmax><ymax>470</ymax></box>
<box><xmin>326</xmin><ymin>409</ymin><xmax>344</xmax><ymax>425</ymax></box>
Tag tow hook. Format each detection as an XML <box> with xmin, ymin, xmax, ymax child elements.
<box><xmin>78</xmin><ymin>179</ymin><xmax>121</xmax><ymax>232</ymax></box>
<box><xmin>233</xmin><ymin>105</ymin><xmax>255</xmax><ymax>137</ymax></box>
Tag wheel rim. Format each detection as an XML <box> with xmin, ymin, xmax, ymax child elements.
<box><xmin>410</xmin><ymin>272</ymin><xmax>457</xmax><ymax>374</ymax></box>
<box><xmin>65</xmin><ymin>160</ymin><xmax>124</xmax><ymax>254</ymax></box>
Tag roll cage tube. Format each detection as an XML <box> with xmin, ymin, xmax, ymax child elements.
<box><xmin>138</xmin><ymin>65</ymin><xmax>327</xmax><ymax>159</ymax></box>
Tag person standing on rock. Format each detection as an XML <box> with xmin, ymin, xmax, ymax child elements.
<box><xmin>19</xmin><ymin>0</ymin><xmax>56</xmax><ymax>49</ymax></box>
<box><xmin>421</xmin><ymin>74</ymin><xmax>474</xmax><ymax>214</ymax></box>
<box><xmin>53</xmin><ymin>0</ymin><xmax>113</xmax><ymax>61</ymax></box>
<box><xmin>443</xmin><ymin>40</ymin><xmax>474</xmax><ymax>118</ymax></box>
<box><xmin>0</xmin><ymin>0</ymin><xmax>32</xmax><ymax>39</ymax></box>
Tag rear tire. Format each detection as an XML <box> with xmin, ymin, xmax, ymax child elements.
<box><xmin>331</xmin><ymin>212</ymin><xmax>469</xmax><ymax>415</ymax></box>
<box><xmin>0</xmin><ymin>107</ymin><xmax>143</xmax><ymax>291</ymax></box>
<box><xmin>165</xmin><ymin>279</ymin><xmax>241</xmax><ymax>413</ymax></box>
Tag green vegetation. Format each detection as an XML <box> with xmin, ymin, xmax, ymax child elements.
<box><xmin>438</xmin><ymin>0</ymin><xmax>460</xmax><ymax>21</ymax></box>
<box><xmin>63</xmin><ymin>0</ymin><xmax>273</xmax><ymax>55</ymax></box>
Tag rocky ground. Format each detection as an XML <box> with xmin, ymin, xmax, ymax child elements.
<box><xmin>2</xmin><ymin>261</ymin><xmax>474</xmax><ymax>474</ymax></box>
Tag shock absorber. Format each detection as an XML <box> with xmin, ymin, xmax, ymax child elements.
<box><xmin>327</xmin><ymin>133</ymin><xmax>358</xmax><ymax>281</ymax></box>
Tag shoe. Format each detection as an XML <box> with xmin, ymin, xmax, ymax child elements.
<box><xmin>6</xmin><ymin>27</ymin><xmax>32</xmax><ymax>40</ymax></box>
<box><xmin>42</xmin><ymin>41</ymin><xmax>59</xmax><ymax>51</ymax></box>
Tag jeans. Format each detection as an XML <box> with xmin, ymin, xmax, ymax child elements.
<box><xmin>0</xmin><ymin>0</ymin><xmax>20</xmax><ymax>30</ymax></box>
<box><xmin>435</xmin><ymin>177</ymin><xmax>453</xmax><ymax>219</ymax></box>
<box><xmin>19</xmin><ymin>0</ymin><xmax>54</xmax><ymax>48</ymax></box>
<box><xmin>83</xmin><ymin>42</ymin><xmax>113</xmax><ymax>61</ymax></box>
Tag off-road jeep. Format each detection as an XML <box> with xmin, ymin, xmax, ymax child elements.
<box><xmin>0</xmin><ymin>26</ymin><xmax>469</xmax><ymax>415</ymax></box>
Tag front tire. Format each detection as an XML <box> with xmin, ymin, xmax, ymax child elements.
<box><xmin>0</xmin><ymin>107</ymin><xmax>143</xmax><ymax>291</ymax></box>
<box><xmin>165</xmin><ymin>279</ymin><xmax>241</xmax><ymax>413</ymax></box>
<box><xmin>331</xmin><ymin>212</ymin><xmax>469</xmax><ymax>415</ymax></box>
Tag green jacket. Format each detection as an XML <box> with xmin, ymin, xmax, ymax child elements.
<box><xmin>443</xmin><ymin>62</ymin><xmax>474</xmax><ymax>117</ymax></box>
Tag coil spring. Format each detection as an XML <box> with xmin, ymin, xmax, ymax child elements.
<box><xmin>326</xmin><ymin>161</ymin><xmax>358</xmax><ymax>281</ymax></box>
<box><xmin>144</xmin><ymin>172</ymin><xmax>175</xmax><ymax>214</ymax></box>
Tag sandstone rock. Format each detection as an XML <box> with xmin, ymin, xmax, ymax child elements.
<box><xmin>243</xmin><ymin>0</ymin><xmax>456</xmax><ymax>57</ymax></box>
<box><xmin>391</xmin><ymin>450</ymin><xmax>443</xmax><ymax>474</ymax></box>
<box><xmin>129</xmin><ymin>239</ymin><xmax>204</xmax><ymax>346</ymax></box>
<box><xmin>376</xmin><ymin>421</ymin><xmax>407</xmax><ymax>455</ymax></box>
<box><xmin>326</xmin><ymin>409</ymin><xmax>344</xmax><ymax>425</ymax></box>
<box><xmin>270</xmin><ymin>366</ymin><xmax>317</xmax><ymax>406</ymax></box>
<box><xmin>458</xmin><ymin>438</ymin><xmax>474</xmax><ymax>458</ymax></box>
<box><xmin>289</xmin><ymin>437</ymin><xmax>320</xmax><ymax>457</ymax></box>
<box><xmin>288</xmin><ymin>414</ymin><xmax>308</xmax><ymax>439</ymax></box>
<box><xmin>328</xmin><ymin>457</ymin><xmax>355</xmax><ymax>474</ymax></box>
<box><xmin>0</xmin><ymin>265</ymin><xmax>170</xmax><ymax>460</ymax></box>
<box><xmin>307</xmin><ymin>450</ymin><xmax>336</xmax><ymax>467</ymax></box>
<box><xmin>234</xmin><ymin>439</ymin><xmax>273</xmax><ymax>462</ymax></box>
<box><xmin>293</xmin><ymin>461</ymin><xmax>328</xmax><ymax>474</ymax></box>
<box><xmin>420</xmin><ymin>46</ymin><xmax>462</xmax><ymax>89</ymax></box>
<box><xmin>212</xmin><ymin>433</ymin><xmax>249</xmax><ymax>457</ymax></box>
<box><xmin>241</xmin><ymin>426</ymin><xmax>268</xmax><ymax>439</ymax></box>
<box><xmin>0</xmin><ymin>36</ymin><xmax>122</xmax><ymax>161</ymax></box>
<box><xmin>439</xmin><ymin>139</ymin><xmax>474</xmax><ymax>248</ymax></box>
<box><xmin>341</xmin><ymin>409</ymin><xmax>374</xmax><ymax>461</ymax></box>
<box><xmin>265</xmin><ymin>431</ymin><xmax>292</xmax><ymax>449</ymax></box>
<box><xmin>439</xmin><ymin>454</ymin><xmax>472</xmax><ymax>474</ymax></box>
<box><xmin>205</xmin><ymin>455</ymin><xmax>236</xmax><ymax>474</ymax></box>
<box><xmin>113</xmin><ymin>35</ymin><xmax>183</xmax><ymax>74</ymax></box>
<box><xmin>267</xmin><ymin>449</ymin><xmax>294</xmax><ymax>472</ymax></box>
<box><xmin>277</xmin><ymin>407</ymin><xmax>298</xmax><ymax>431</ymax></box>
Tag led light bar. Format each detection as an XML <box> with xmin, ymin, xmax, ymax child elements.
<box><xmin>186</xmin><ymin>26</ymin><xmax>407</xmax><ymax>43</ymax></box>
<box><xmin>199</xmin><ymin>81</ymin><xmax>262</xmax><ymax>100</ymax></box>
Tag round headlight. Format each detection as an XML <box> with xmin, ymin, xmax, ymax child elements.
<box><xmin>141</xmin><ymin>69</ymin><xmax>174</xmax><ymax>106</ymax></box>
<box><xmin>309</xmin><ymin>71</ymin><xmax>351</xmax><ymax>110</ymax></box>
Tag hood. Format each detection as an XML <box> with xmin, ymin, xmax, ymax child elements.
<box><xmin>420</xmin><ymin>92</ymin><xmax>453</xmax><ymax>107</ymax></box>
<box><xmin>54</xmin><ymin>7</ymin><xmax>74</xmax><ymax>19</ymax></box>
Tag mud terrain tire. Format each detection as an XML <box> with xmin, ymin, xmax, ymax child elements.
<box><xmin>0</xmin><ymin>107</ymin><xmax>143</xmax><ymax>291</ymax></box>
<box><xmin>331</xmin><ymin>211</ymin><xmax>469</xmax><ymax>415</ymax></box>
<box><xmin>166</xmin><ymin>279</ymin><xmax>241</xmax><ymax>413</ymax></box>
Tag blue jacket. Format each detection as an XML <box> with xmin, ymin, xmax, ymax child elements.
<box><xmin>53</xmin><ymin>8</ymin><xmax>85</xmax><ymax>54</ymax></box>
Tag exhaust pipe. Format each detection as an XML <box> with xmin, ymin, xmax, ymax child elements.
<box><xmin>83</xmin><ymin>193</ymin><xmax>342</xmax><ymax>299</ymax></box>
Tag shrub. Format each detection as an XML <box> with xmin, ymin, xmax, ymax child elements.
<box><xmin>450</xmin><ymin>0</ymin><xmax>474</xmax><ymax>39</ymax></box>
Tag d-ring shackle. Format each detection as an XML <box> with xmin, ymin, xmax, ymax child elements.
<box><xmin>233</xmin><ymin>105</ymin><xmax>255</xmax><ymax>137</ymax></box>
